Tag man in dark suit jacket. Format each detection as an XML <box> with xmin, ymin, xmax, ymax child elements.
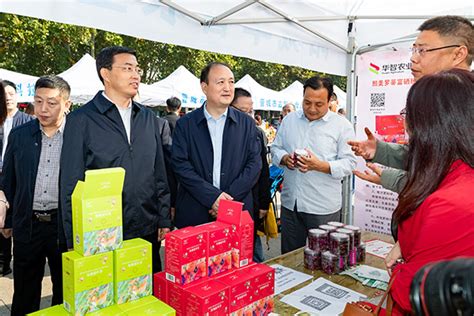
<box><xmin>163</xmin><ymin>96</ymin><xmax>181</xmax><ymax>134</ymax></box>
<box><xmin>171</xmin><ymin>62</ymin><xmax>261</xmax><ymax>228</ymax></box>
<box><xmin>0</xmin><ymin>80</ymin><xmax>33</xmax><ymax>277</ymax></box>
<box><xmin>0</xmin><ymin>76</ymin><xmax>71</xmax><ymax>315</ymax></box>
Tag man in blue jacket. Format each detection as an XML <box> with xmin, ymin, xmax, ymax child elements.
<box><xmin>171</xmin><ymin>62</ymin><xmax>261</xmax><ymax>228</ymax></box>
<box><xmin>60</xmin><ymin>46</ymin><xmax>171</xmax><ymax>273</ymax></box>
<box><xmin>0</xmin><ymin>76</ymin><xmax>71</xmax><ymax>315</ymax></box>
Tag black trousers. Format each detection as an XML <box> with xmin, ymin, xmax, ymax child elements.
<box><xmin>0</xmin><ymin>234</ymin><xmax>12</xmax><ymax>273</ymax></box>
<box><xmin>281</xmin><ymin>204</ymin><xmax>341</xmax><ymax>254</ymax></box>
<box><xmin>11</xmin><ymin>214</ymin><xmax>65</xmax><ymax>316</ymax></box>
<box><xmin>140</xmin><ymin>232</ymin><xmax>162</xmax><ymax>273</ymax></box>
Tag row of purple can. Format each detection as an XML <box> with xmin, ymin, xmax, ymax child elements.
<box><xmin>304</xmin><ymin>221</ymin><xmax>367</xmax><ymax>274</ymax></box>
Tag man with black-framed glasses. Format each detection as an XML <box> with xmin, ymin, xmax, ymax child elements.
<box><xmin>349</xmin><ymin>15</ymin><xmax>473</xmax><ymax>193</ymax></box>
<box><xmin>60</xmin><ymin>46</ymin><xmax>171</xmax><ymax>273</ymax></box>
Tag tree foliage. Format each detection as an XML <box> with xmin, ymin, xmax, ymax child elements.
<box><xmin>0</xmin><ymin>13</ymin><xmax>346</xmax><ymax>91</ymax></box>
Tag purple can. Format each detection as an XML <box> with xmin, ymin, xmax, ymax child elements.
<box><xmin>329</xmin><ymin>232</ymin><xmax>350</xmax><ymax>256</ymax></box>
<box><xmin>321</xmin><ymin>251</ymin><xmax>338</xmax><ymax>275</ymax></box>
<box><xmin>336</xmin><ymin>228</ymin><xmax>356</xmax><ymax>266</ymax></box>
<box><xmin>344</xmin><ymin>225</ymin><xmax>362</xmax><ymax>247</ymax></box>
<box><xmin>327</xmin><ymin>221</ymin><xmax>345</xmax><ymax>229</ymax></box>
<box><xmin>304</xmin><ymin>247</ymin><xmax>321</xmax><ymax>270</ymax></box>
<box><xmin>337</xmin><ymin>254</ymin><xmax>349</xmax><ymax>272</ymax></box>
<box><xmin>357</xmin><ymin>242</ymin><xmax>366</xmax><ymax>263</ymax></box>
<box><xmin>319</xmin><ymin>224</ymin><xmax>337</xmax><ymax>234</ymax></box>
<box><xmin>308</xmin><ymin>228</ymin><xmax>328</xmax><ymax>252</ymax></box>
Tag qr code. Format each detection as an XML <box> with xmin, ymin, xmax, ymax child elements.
<box><xmin>301</xmin><ymin>296</ymin><xmax>331</xmax><ymax>311</ymax></box>
<box><xmin>316</xmin><ymin>283</ymin><xmax>349</xmax><ymax>299</ymax></box>
<box><xmin>370</xmin><ymin>93</ymin><xmax>385</xmax><ymax>108</ymax></box>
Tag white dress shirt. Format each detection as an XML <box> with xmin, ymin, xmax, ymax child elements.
<box><xmin>271</xmin><ymin>110</ymin><xmax>356</xmax><ymax>215</ymax></box>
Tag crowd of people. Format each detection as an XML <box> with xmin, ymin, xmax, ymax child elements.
<box><xmin>0</xmin><ymin>14</ymin><xmax>472</xmax><ymax>316</ymax></box>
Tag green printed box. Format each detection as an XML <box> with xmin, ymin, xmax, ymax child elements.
<box><xmin>87</xmin><ymin>304</ymin><xmax>125</xmax><ymax>315</ymax></box>
<box><xmin>72</xmin><ymin>167</ymin><xmax>125</xmax><ymax>256</ymax></box>
<box><xmin>27</xmin><ymin>305</ymin><xmax>68</xmax><ymax>315</ymax></box>
<box><xmin>118</xmin><ymin>296</ymin><xmax>175</xmax><ymax>316</ymax></box>
<box><xmin>63</xmin><ymin>251</ymin><xmax>114</xmax><ymax>316</ymax></box>
<box><xmin>114</xmin><ymin>238</ymin><xmax>153</xmax><ymax>304</ymax></box>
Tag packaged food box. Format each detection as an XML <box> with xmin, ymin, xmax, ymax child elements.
<box><xmin>62</xmin><ymin>251</ymin><xmax>114</xmax><ymax>316</ymax></box>
<box><xmin>197</xmin><ymin>221</ymin><xmax>232</xmax><ymax>277</ymax></box>
<box><xmin>118</xmin><ymin>296</ymin><xmax>175</xmax><ymax>316</ymax></box>
<box><xmin>72</xmin><ymin>168</ymin><xmax>125</xmax><ymax>256</ymax></box>
<box><xmin>165</xmin><ymin>226</ymin><xmax>208</xmax><ymax>286</ymax></box>
<box><xmin>114</xmin><ymin>238</ymin><xmax>152</xmax><ymax>304</ymax></box>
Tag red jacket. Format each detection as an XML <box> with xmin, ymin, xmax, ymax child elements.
<box><xmin>391</xmin><ymin>160</ymin><xmax>474</xmax><ymax>315</ymax></box>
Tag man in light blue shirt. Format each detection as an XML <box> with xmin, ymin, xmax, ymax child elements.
<box><xmin>271</xmin><ymin>76</ymin><xmax>356</xmax><ymax>253</ymax></box>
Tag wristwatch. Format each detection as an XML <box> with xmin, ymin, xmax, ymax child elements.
<box><xmin>0</xmin><ymin>199</ymin><xmax>9</xmax><ymax>209</ymax></box>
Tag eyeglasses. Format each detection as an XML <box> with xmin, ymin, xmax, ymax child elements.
<box><xmin>399</xmin><ymin>108</ymin><xmax>406</xmax><ymax>118</ymax></box>
<box><xmin>111</xmin><ymin>65</ymin><xmax>144</xmax><ymax>76</ymax></box>
<box><xmin>410</xmin><ymin>45</ymin><xmax>460</xmax><ymax>57</ymax></box>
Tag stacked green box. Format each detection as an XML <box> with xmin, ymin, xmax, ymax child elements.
<box><xmin>118</xmin><ymin>296</ymin><xmax>175</xmax><ymax>315</ymax></box>
<box><xmin>27</xmin><ymin>305</ymin><xmax>69</xmax><ymax>315</ymax></box>
<box><xmin>62</xmin><ymin>251</ymin><xmax>114</xmax><ymax>316</ymax></box>
<box><xmin>72</xmin><ymin>168</ymin><xmax>125</xmax><ymax>256</ymax></box>
<box><xmin>114</xmin><ymin>238</ymin><xmax>152</xmax><ymax>304</ymax></box>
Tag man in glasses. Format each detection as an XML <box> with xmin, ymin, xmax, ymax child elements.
<box><xmin>60</xmin><ymin>46</ymin><xmax>171</xmax><ymax>273</ymax></box>
<box><xmin>349</xmin><ymin>15</ymin><xmax>473</xmax><ymax>193</ymax></box>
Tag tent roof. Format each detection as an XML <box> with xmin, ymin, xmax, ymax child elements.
<box><xmin>0</xmin><ymin>68</ymin><xmax>38</xmax><ymax>102</ymax></box>
<box><xmin>2</xmin><ymin>1</ymin><xmax>472</xmax><ymax>76</ymax></box>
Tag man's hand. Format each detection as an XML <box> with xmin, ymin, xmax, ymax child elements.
<box><xmin>210</xmin><ymin>192</ymin><xmax>234</xmax><ymax>218</ymax></box>
<box><xmin>158</xmin><ymin>228</ymin><xmax>171</xmax><ymax>241</ymax></box>
<box><xmin>0</xmin><ymin>203</ymin><xmax>6</xmax><ymax>229</ymax></box>
<box><xmin>385</xmin><ymin>241</ymin><xmax>402</xmax><ymax>276</ymax></box>
<box><xmin>297</xmin><ymin>148</ymin><xmax>330</xmax><ymax>174</ymax></box>
<box><xmin>347</xmin><ymin>127</ymin><xmax>377</xmax><ymax>160</ymax></box>
<box><xmin>281</xmin><ymin>154</ymin><xmax>296</xmax><ymax>170</ymax></box>
<box><xmin>258</xmin><ymin>209</ymin><xmax>268</xmax><ymax>219</ymax></box>
<box><xmin>0</xmin><ymin>228</ymin><xmax>12</xmax><ymax>238</ymax></box>
<box><xmin>353</xmin><ymin>162</ymin><xmax>382</xmax><ymax>185</ymax></box>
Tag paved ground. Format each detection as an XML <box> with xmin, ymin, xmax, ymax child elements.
<box><xmin>0</xmin><ymin>233</ymin><xmax>282</xmax><ymax>316</ymax></box>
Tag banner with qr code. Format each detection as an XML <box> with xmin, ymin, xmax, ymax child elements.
<box><xmin>353</xmin><ymin>49</ymin><xmax>413</xmax><ymax>235</ymax></box>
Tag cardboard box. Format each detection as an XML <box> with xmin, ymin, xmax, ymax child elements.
<box><xmin>219</xmin><ymin>210</ymin><xmax>254</xmax><ymax>269</ymax></box>
<box><xmin>87</xmin><ymin>305</ymin><xmax>125</xmax><ymax>315</ymax></box>
<box><xmin>215</xmin><ymin>269</ymin><xmax>253</xmax><ymax>313</ymax></box>
<box><xmin>153</xmin><ymin>272</ymin><xmax>168</xmax><ymax>302</ymax></box>
<box><xmin>198</xmin><ymin>222</ymin><xmax>232</xmax><ymax>277</ymax></box>
<box><xmin>62</xmin><ymin>251</ymin><xmax>114</xmax><ymax>316</ymax></box>
<box><xmin>27</xmin><ymin>305</ymin><xmax>68</xmax><ymax>315</ymax></box>
<box><xmin>247</xmin><ymin>263</ymin><xmax>275</xmax><ymax>301</ymax></box>
<box><xmin>72</xmin><ymin>168</ymin><xmax>125</xmax><ymax>256</ymax></box>
<box><xmin>185</xmin><ymin>279</ymin><xmax>229</xmax><ymax>316</ymax></box>
<box><xmin>118</xmin><ymin>296</ymin><xmax>175</xmax><ymax>315</ymax></box>
<box><xmin>165</xmin><ymin>226</ymin><xmax>208</xmax><ymax>286</ymax></box>
<box><xmin>230</xmin><ymin>296</ymin><xmax>274</xmax><ymax>316</ymax></box>
<box><xmin>217</xmin><ymin>200</ymin><xmax>244</xmax><ymax>223</ymax></box>
<box><xmin>166</xmin><ymin>279</ymin><xmax>205</xmax><ymax>315</ymax></box>
<box><xmin>114</xmin><ymin>238</ymin><xmax>152</xmax><ymax>304</ymax></box>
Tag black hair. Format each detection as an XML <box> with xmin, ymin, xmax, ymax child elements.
<box><xmin>1</xmin><ymin>80</ymin><xmax>16</xmax><ymax>91</ymax></box>
<box><xmin>200</xmin><ymin>62</ymin><xmax>232</xmax><ymax>83</ymax></box>
<box><xmin>231</xmin><ymin>87</ymin><xmax>252</xmax><ymax>106</ymax></box>
<box><xmin>166</xmin><ymin>97</ymin><xmax>182</xmax><ymax>111</ymax></box>
<box><xmin>96</xmin><ymin>46</ymin><xmax>137</xmax><ymax>83</ymax></box>
<box><xmin>35</xmin><ymin>75</ymin><xmax>71</xmax><ymax>100</ymax></box>
<box><xmin>303</xmin><ymin>76</ymin><xmax>334</xmax><ymax>102</ymax></box>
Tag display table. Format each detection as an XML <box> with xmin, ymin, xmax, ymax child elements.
<box><xmin>265</xmin><ymin>231</ymin><xmax>394</xmax><ymax>314</ymax></box>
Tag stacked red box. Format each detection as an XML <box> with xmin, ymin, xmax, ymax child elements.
<box><xmin>153</xmin><ymin>271</ymin><xmax>167</xmax><ymax>302</ymax></box>
<box><xmin>165</xmin><ymin>226</ymin><xmax>208</xmax><ymax>286</ymax></box>
<box><xmin>215</xmin><ymin>268</ymin><xmax>253</xmax><ymax>314</ymax></box>
<box><xmin>185</xmin><ymin>279</ymin><xmax>229</xmax><ymax>315</ymax></box>
<box><xmin>197</xmin><ymin>222</ymin><xmax>233</xmax><ymax>277</ymax></box>
<box><xmin>217</xmin><ymin>200</ymin><xmax>254</xmax><ymax>269</ymax></box>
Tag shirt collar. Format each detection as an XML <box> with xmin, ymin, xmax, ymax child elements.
<box><xmin>102</xmin><ymin>91</ymin><xmax>132</xmax><ymax>111</ymax></box>
<box><xmin>203</xmin><ymin>103</ymin><xmax>228</xmax><ymax>121</ymax></box>
<box><xmin>39</xmin><ymin>115</ymin><xmax>67</xmax><ymax>136</ymax></box>
<box><xmin>96</xmin><ymin>91</ymin><xmax>141</xmax><ymax>114</ymax></box>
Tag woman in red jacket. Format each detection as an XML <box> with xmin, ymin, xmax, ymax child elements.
<box><xmin>385</xmin><ymin>69</ymin><xmax>474</xmax><ymax>315</ymax></box>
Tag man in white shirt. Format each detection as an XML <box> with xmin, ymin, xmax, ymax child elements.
<box><xmin>271</xmin><ymin>76</ymin><xmax>356</xmax><ymax>253</ymax></box>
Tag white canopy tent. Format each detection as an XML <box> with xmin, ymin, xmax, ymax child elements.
<box><xmin>2</xmin><ymin>0</ymin><xmax>471</xmax><ymax>223</ymax></box>
<box><xmin>147</xmin><ymin>65</ymin><xmax>205</xmax><ymax>108</ymax></box>
<box><xmin>235</xmin><ymin>74</ymin><xmax>286</xmax><ymax>111</ymax></box>
<box><xmin>278</xmin><ymin>81</ymin><xmax>347</xmax><ymax>111</ymax></box>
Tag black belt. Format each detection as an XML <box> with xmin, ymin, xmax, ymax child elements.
<box><xmin>33</xmin><ymin>209</ymin><xmax>58</xmax><ymax>222</ymax></box>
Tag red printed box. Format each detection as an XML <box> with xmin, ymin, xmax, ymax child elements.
<box><xmin>153</xmin><ymin>272</ymin><xmax>167</xmax><ymax>302</ymax></box>
<box><xmin>216</xmin><ymin>269</ymin><xmax>253</xmax><ymax>313</ymax></box>
<box><xmin>247</xmin><ymin>263</ymin><xmax>275</xmax><ymax>301</ymax></box>
<box><xmin>185</xmin><ymin>279</ymin><xmax>229</xmax><ymax>316</ymax></box>
<box><xmin>230</xmin><ymin>295</ymin><xmax>274</xmax><ymax>316</ymax></box>
<box><xmin>197</xmin><ymin>222</ymin><xmax>232</xmax><ymax>277</ymax></box>
<box><xmin>217</xmin><ymin>201</ymin><xmax>254</xmax><ymax>269</ymax></box>
<box><xmin>165</xmin><ymin>226</ymin><xmax>208</xmax><ymax>286</ymax></box>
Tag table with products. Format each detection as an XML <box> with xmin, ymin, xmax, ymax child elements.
<box><xmin>266</xmin><ymin>231</ymin><xmax>394</xmax><ymax>315</ymax></box>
